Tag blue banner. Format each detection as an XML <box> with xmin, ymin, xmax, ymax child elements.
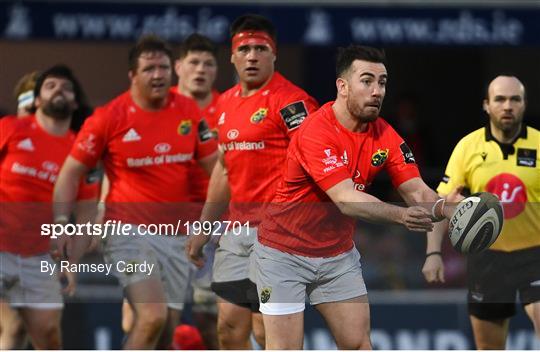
<box><xmin>2</xmin><ymin>1</ymin><xmax>540</xmax><ymax>46</ymax></box>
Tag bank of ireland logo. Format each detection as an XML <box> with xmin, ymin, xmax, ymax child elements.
<box><xmin>250</xmin><ymin>108</ymin><xmax>268</xmax><ymax>124</ymax></box>
<box><xmin>260</xmin><ymin>287</ymin><xmax>272</xmax><ymax>303</ymax></box>
<box><xmin>177</xmin><ymin>120</ymin><xmax>192</xmax><ymax>135</ymax></box>
<box><xmin>371</xmin><ymin>148</ymin><xmax>389</xmax><ymax>167</ymax></box>
<box><xmin>486</xmin><ymin>173</ymin><xmax>527</xmax><ymax>219</ymax></box>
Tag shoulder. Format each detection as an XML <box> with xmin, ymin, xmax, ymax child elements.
<box><xmin>94</xmin><ymin>91</ymin><xmax>131</xmax><ymax>120</ymax></box>
<box><xmin>455</xmin><ymin>127</ymin><xmax>485</xmax><ymax>149</ymax></box>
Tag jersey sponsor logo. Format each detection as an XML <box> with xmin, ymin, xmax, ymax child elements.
<box><xmin>218</xmin><ymin>112</ymin><xmax>225</xmax><ymax>125</ymax></box>
<box><xmin>354</xmin><ymin>170</ymin><xmax>361</xmax><ymax>179</ymax></box>
<box><xmin>85</xmin><ymin>168</ymin><xmax>101</xmax><ymax>184</ymax></box>
<box><xmin>177</xmin><ymin>120</ymin><xmax>192</xmax><ymax>136</ymax></box>
<box><xmin>399</xmin><ymin>142</ymin><xmax>415</xmax><ymax>164</ymax></box>
<box><xmin>279</xmin><ymin>101</ymin><xmax>308</xmax><ymax>130</ymax></box>
<box><xmin>122</xmin><ymin>128</ymin><xmax>141</xmax><ymax>142</ymax></box>
<box><xmin>17</xmin><ymin>138</ymin><xmax>34</xmax><ymax>151</ymax></box>
<box><xmin>198</xmin><ymin>119</ymin><xmax>213</xmax><ymax>142</ymax></box>
<box><xmin>11</xmin><ymin>161</ymin><xmax>57</xmax><ymax>183</ymax></box>
<box><xmin>42</xmin><ymin>161</ymin><xmax>59</xmax><ymax>173</ymax></box>
<box><xmin>221</xmin><ymin>141</ymin><xmax>265</xmax><ymax>151</ymax></box>
<box><xmin>354</xmin><ymin>182</ymin><xmax>365</xmax><ymax>191</ymax></box>
<box><xmin>322</xmin><ymin>149</ymin><xmax>338</xmax><ymax>166</ymax></box>
<box><xmin>78</xmin><ymin>133</ymin><xmax>97</xmax><ymax>155</ymax></box>
<box><xmin>126</xmin><ymin>152</ymin><xmax>193</xmax><ymax>167</ymax></box>
<box><xmin>371</xmin><ymin>148</ymin><xmax>389</xmax><ymax>167</ymax></box>
<box><xmin>227</xmin><ymin>129</ymin><xmax>239</xmax><ymax>140</ymax></box>
<box><xmin>250</xmin><ymin>108</ymin><xmax>268</xmax><ymax>124</ymax></box>
<box><xmin>470</xmin><ymin>291</ymin><xmax>484</xmax><ymax>302</ymax></box>
<box><xmin>517</xmin><ymin>148</ymin><xmax>536</xmax><ymax>167</ymax></box>
<box><xmin>486</xmin><ymin>173</ymin><xmax>527</xmax><ymax>219</ymax></box>
<box><xmin>154</xmin><ymin>142</ymin><xmax>171</xmax><ymax>154</ymax></box>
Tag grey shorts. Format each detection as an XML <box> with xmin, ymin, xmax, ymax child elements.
<box><xmin>212</xmin><ymin>225</ymin><xmax>257</xmax><ymax>283</ymax></box>
<box><xmin>0</xmin><ymin>252</ymin><xmax>63</xmax><ymax>309</ymax></box>
<box><xmin>102</xmin><ymin>225</ymin><xmax>193</xmax><ymax>310</ymax></box>
<box><xmin>254</xmin><ymin>241</ymin><xmax>367</xmax><ymax>315</ymax></box>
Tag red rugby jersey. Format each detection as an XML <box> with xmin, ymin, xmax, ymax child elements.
<box><xmin>170</xmin><ymin>89</ymin><xmax>220</xmax><ymax>203</ymax></box>
<box><xmin>70</xmin><ymin>91</ymin><xmax>217</xmax><ymax>225</ymax></box>
<box><xmin>258</xmin><ymin>102</ymin><xmax>421</xmax><ymax>257</ymax></box>
<box><xmin>216</xmin><ymin>72</ymin><xmax>319</xmax><ymax>224</ymax></box>
<box><xmin>0</xmin><ymin>115</ymin><xmax>98</xmax><ymax>256</ymax></box>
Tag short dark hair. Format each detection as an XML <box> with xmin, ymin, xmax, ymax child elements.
<box><xmin>178</xmin><ymin>33</ymin><xmax>218</xmax><ymax>60</ymax></box>
<box><xmin>33</xmin><ymin>64</ymin><xmax>92</xmax><ymax>131</ymax></box>
<box><xmin>336</xmin><ymin>45</ymin><xmax>386</xmax><ymax>78</ymax></box>
<box><xmin>230</xmin><ymin>14</ymin><xmax>276</xmax><ymax>42</ymax></box>
<box><xmin>128</xmin><ymin>34</ymin><xmax>173</xmax><ymax>72</ymax></box>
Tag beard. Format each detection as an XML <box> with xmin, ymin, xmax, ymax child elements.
<box><xmin>41</xmin><ymin>96</ymin><xmax>74</xmax><ymax>120</ymax></box>
<box><xmin>347</xmin><ymin>97</ymin><xmax>379</xmax><ymax>122</ymax></box>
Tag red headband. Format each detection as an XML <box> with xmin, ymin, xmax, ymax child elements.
<box><xmin>231</xmin><ymin>31</ymin><xmax>276</xmax><ymax>54</ymax></box>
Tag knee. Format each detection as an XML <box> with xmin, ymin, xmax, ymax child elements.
<box><xmin>338</xmin><ymin>334</ymin><xmax>371</xmax><ymax>350</ymax></box>
<box><xmin>217</xmin><ymin>318</ymin><xmax>250</xmax><ymax>347</ymax></box>
<box><xmin>33</xmin><ymin>321</ymin><xmax>61</xmax><ymax>349</ymax></box>
<box><xmin>133</xmin><ymin>305</ymin><xmax>167</xmax><ymax>338</ymax></box>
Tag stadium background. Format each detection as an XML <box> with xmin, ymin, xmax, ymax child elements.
<box><xmin>1</xmin><ymin>0</ymin><xmax>539</xmax><ymax>349</ymax></box>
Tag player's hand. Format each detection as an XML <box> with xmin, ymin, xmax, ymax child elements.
<box><xmin>402</xmin><ymin>206</ymin><xmax>434</xmax><ymax>232</ymax></box>
<box><xmin>422</xmin><ymin>255</ymin><xmax>445</xmax><ymax>283</ymax></box>
<box><xmin>61</xmin><ymin>269</ymin><xmax>77</xmax><ymax>296</ymax></box>
<box><xmin>185</xmin><ymin>234</ymin><xmax>210</xmax><ymax>268</ymax></box>
<box><xmin>50</xmin><ymin>236</ymin><xmax>69</xmax><ymax>262</ymax></box>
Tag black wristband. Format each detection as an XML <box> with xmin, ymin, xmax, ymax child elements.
<box><xmin>426</xmin><ymin>251</ymin><xmax>442</xmax><ymax>258</ymax></box>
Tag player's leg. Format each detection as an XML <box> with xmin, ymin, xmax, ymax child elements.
<box><xmin>216</xmin><ymin>299</ymin><xmax>253</xmax><ymax>349</ymax></box>
<box><xmin>212</xmin><ymin>226</ymin><xmax>259</xmax><ymax>349</ymax></box>
<box><xmin>524</xmin><ymin>301</ymin><xmax>540</xmax><ymax>338</ymax></box>
<box><xmin>254</xmin><ymin>241</ymin><xmax>309</xmax><ymax>349</ymax></box>
<box><xmin>156</xmin><ymin>307</ymin><xmax>181</xmax><ymax>349</ymax></box>
<box><xmin>316</xmin><ymin>296</ymin><xmax>371</xmax><ymax>349</ymax></box>
<box><xmin>469</xmin><ymin>314</ymin><xmax>509</xmax><ymax>349</ymax></box>
<box><xmin>251</xmin><ymin>311</ymin><xmax>265</xmax><ymax>348</ymax></box>
<box><xmin>121</xmin><ymin>299</ymin><xmax>134</xmax><ymax>334</ymax></box>
<box><xmin>0</xmin><ymin>300</ymin><xmax>27</xmax><ymax>349</ymax></box>
<box><xmin>124</xmin><ymin>278</ymin><xmax>168</xmax><ymax>349</ymax></box>
<box><xmin>262</xmin><ymin>310</ymin><xmax>304</xmax><ymax>349</ymax></box>
<box><xmin>467</xmin><ymin>251</ymin><xmax>514</xmax><ymax>349</ymax></box>
<box><xmin>19</xmin><ymin>307</ymin><xmax>62</xmax><ymax>349</ymax></box>
<box><xmin>311</xmin><ymin>247</ymin><xmax>370</xmax><ymax>349</ymax></box>
<box><xmin>193</xmin><ymin>309</ymin><xmax>218</xmax><ymax>349</ymax></box>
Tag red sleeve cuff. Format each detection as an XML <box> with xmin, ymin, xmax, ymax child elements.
<box><xmin>316</xmin><ymin>170</ymin><xmax>350</xmax><ymax>191</ymax></box>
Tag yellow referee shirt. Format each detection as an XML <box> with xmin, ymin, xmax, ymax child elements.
<box><xmin>437</xmin><ymin>124</ymin><xmax>540</xmax><ymax>252</ymax></box>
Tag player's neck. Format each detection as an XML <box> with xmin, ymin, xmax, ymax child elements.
<box><xmin>332</xmin><ymin>101</ymin><xmax>369</xmax><ymax>133</ymax></box>
<box><xmin>490</xmin><ymin>121</ymin><xmax>522</xmax><ymax>144</ymax></box>
<box><xmin>240</xmin><ymin>73</ymin><xmax>273</xmax><ymax>97</ymax></box>
<box><xmin>35</xmin><ymin>110</ymin><xmax>71</xmax><ymax>136</ymax></box>
<box><xmin>177</xmin><ymin>85</ymin><xmax>212</xmax><ymax>109</ymax></box>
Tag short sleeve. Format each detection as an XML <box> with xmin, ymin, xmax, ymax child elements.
<box><xmin>383</xmin><ymin>127</ymin><xmax>421</xmax><ymax>188</ymax></box>
<box><xmin>437</xmin><ymin>138</ymin><xmax>468</xmax><ymax>196</ymax></box>
<box><xmin>0</xmin><ymin>117</ymin><xmax>17</xmax><ymax>154</ymax></box>
<box><xmin>295</xmin><ymin>127</ymin><xmax>349</xmax><ymax>191</ymax></box>
<box><xmin>274</xmin><ymin>91</ymin><xmax>319</xmax><ymax>137</ymax></box>
<box><xmin>70</xmin><ymin>108</ymin><xmax>109</xmax><ymax>168</ymax></box>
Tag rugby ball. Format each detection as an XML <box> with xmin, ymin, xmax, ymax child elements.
<box><xmin>448</xmin><ymin>192</ymin><xmax>503</xmax><ymax>254</ymax></box>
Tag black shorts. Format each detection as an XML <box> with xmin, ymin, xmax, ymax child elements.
<box><xmin>467</xmin><ymin>246</ymin><xmax>540</xmax><ymax>320</ymax></box>
<box><xmin>211</xmin><ymin>278</ymin><xmax>260</xmax><ymax>313</ymax></box>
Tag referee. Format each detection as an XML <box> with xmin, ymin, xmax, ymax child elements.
<box><xmin>423</xmin><ymin>75</ymin><xmax>540</xmax><ymax>349</ymax></box>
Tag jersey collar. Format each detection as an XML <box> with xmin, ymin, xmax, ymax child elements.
<box><xmin>485</xmin><ymin>123</ymin><xmax>527</xmax><ymax>160</ymax></box>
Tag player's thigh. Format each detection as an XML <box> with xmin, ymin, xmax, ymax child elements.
<box><xmin>253</xmin><ymin>241</ymin><xmax>310</xmax><ymax>315</ymax></box>
<box><xmin>524</xmin><ymin>301</ymin><xmax>540</xmax><ymax>335</ymax></box>
<box><xmin>469</xmin><ymin>315</ymin><xmax>509</xmax><ymax>350</ymax></box>
<box><xmin>147</xmin><ymin>235</ymin><xmax>193</xmax><ymax>311</ymax></box>
<box><xmin>262</xmin><ymin>311</ymin><xmax>304</xmax><ymax>350</ymax></box>
<box><xmin>125</xmin><ymin>277</ymin><xmax>168</xmax><ymax>322</ymax></box>
<box><xmin>316</xmin><ymin>295</ymin><xmax>371</xmax><ymax>350</ymax></box>
<box><xmin>19</xmin><ymin>307</ymin><xmax>61</xmax><ymax>347</ymax></box>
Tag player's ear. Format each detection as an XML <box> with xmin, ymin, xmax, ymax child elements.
<box><xmin>482</xmin><ymin>99</ymin><xmax>489</xmax><ymax>114</ymax></box>
<box><xmin>336</xmin><ymin>77</ymin><xmax>347</xmax><ymax>97</ymax></box>
<box><xmin>128</xmin><ymin>70</ymin><xmax>134</xmax><ymax>82</ymax></box>
<box><xmin>174</xmin><ymin>59</ymin><xmax>182</xmax><ymax>76</ymax></box>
